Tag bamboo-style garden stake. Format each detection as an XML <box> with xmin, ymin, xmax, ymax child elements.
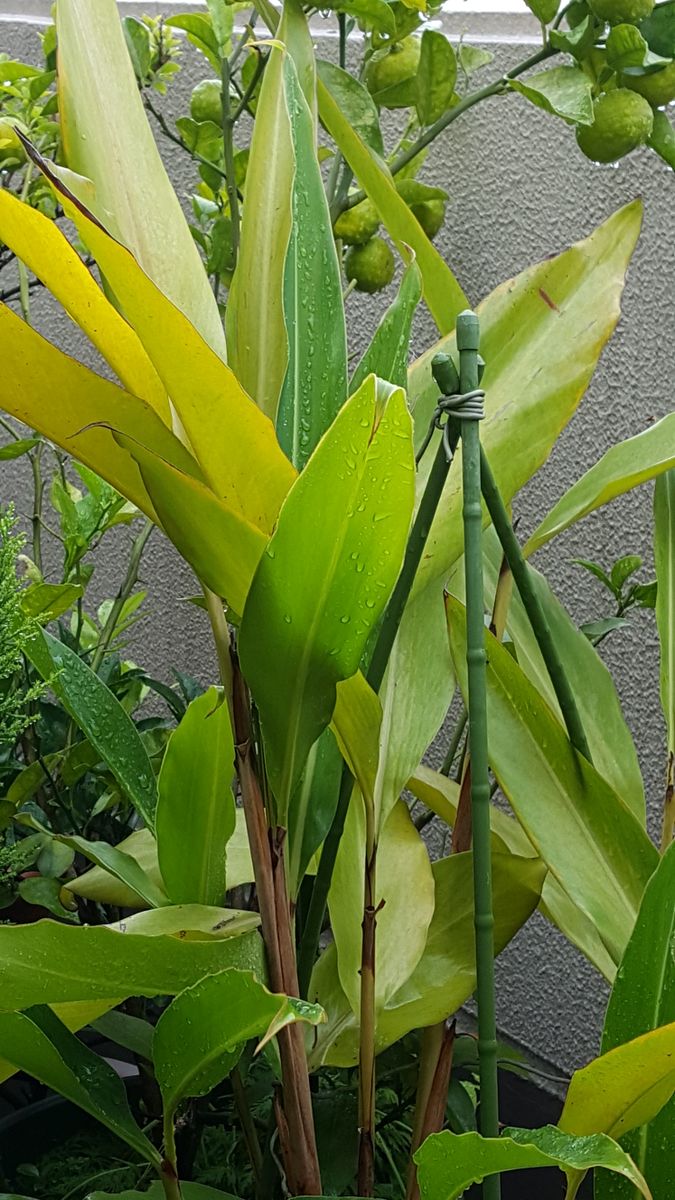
<box><xmin>456</xmin><ymin>312</ymin><xmax>501</xmax><ymax>1198</ymax></box>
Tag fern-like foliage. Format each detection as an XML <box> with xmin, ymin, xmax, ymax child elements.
<box><xmin>0</xmin><ymin>505</ymin><xmax>45</xmax><ymax>745</ymax></box>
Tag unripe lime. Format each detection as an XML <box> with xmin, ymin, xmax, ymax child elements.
<box><xmin>365</xmin><ymin>36</ymin><xmax>421</xmax><ymax>98</ymax></box>
<box><xmin>333</xmin><ymin>198</ymin><xmax>380</xmax><ymax>245</ymax></box>
<box><xmin>0</xmin><ymin>121</ymin><xmax>25</xmax><ymax>166</ymax></box>
<box><xmin>190</xmin><ymin>78</ymin><xmax>222</xmax><ymax>125</ymax></box>
<box><xmin>411</xmin><ymin>198</ymin><xmax>446</xmax><ymax>240</ymax></box>
<box><xmin>623</xmin><ymin>61</ymin><xmax>675</xmax><ymax>107</ymax></box>
<box><xmin>576</xmin><ymin>88</ymin><xmax>653</xmax><ymax>162</ymax></box>
<box><xmin>588</xmin><ymin>0</ymin><xmax>654</xmax><ymax>24</ymax></box>
<box><xmin>345</xmin><ymin>237</ymin><xmax>395</xmax><ymax>293</ymax></box>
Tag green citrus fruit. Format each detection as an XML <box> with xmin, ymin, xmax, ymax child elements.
<box><xmin>588</xmin><ymin>0</ymin><xmax>654</xmax><ymax>24</ymax></box>
<box><xmin>623</xmin><ymin>61</ymin><xmax>675</xmax><ymax>107</ymax></box>
<box><xmin>190</xmin><ymin>79</ymin><xmax>223</xmax><ymax>125</ymax></box>
<box><xmin>365</xmin><ymin>36</ymin><xmax>421</xmax><ymax>98</ymax></box>
<box><xmin>411</xmin><ymin>198</ymin><xmax>446</xmax><ymax>240</ymax></box>
<box><xmin>345</xmin><ymin>237</ymin><xmax>395</xmax><ymax>293</ymax></box>
<box><xmin>576</xmin><ymin>88</ymin><xmax>653</xmax><ymax>162</ymax></box>
<box><xmin>333</xmin><ymin>198</ymin><xmax>380</xmax><ymax>245</ymax></box>
<box><xmin>0</xmin><ymin>120</ymin><xmax>25</xmax><ymax>166</ymax></box>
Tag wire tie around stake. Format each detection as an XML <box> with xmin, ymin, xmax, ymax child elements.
<box><xmin>416</xmin><ymin>387</ymin><xmax>486</xmax><ymax>466</ymax></box>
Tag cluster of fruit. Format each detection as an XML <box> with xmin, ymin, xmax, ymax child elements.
<box><xmin>574</xmin><ymin>0</ymin><xmax>674</xmax><ymax>163</ymax></box>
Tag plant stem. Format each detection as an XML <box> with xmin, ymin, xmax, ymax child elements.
<box><xmin>29</xmin><ymin>439</ymin><xmax>45</xmax><ymax>576</ymax></box>
<box><xmin>298</xmin><ymin>383</ymin><xmax>461</xmax><ymax>995</ymax></box>
<box><xmin>457</xmin><ymin>311</ymin><xmax>500</xmax><ymax>1199</ymax></box>
<box><xmin>357</xmin><ymin>801</ymin><xmax>378</xmax><ymax>1197</ymax></box>
<box><xmin>479</xmin><ymin>448</ymin><xmax>592</xmax><ymax>762</ymax></box>
<box><xmin>160</xmin><ymin>1113</ymin><xmax>181</xmax><ymax>1200</ymax></box>
<box><xmin>221</xmin><ymin>56</ymin><xmax>241</xmax><ymax>270</ymax></box>
<box><xmin>440</xmin><ymin>703</ymin><xmax>468</xmax><ymax>777</ymax></box>
<box><xmin>231</xmin><ymin>651</ymin><xmax>322</xmax><ymax>1196</ymax></box>
<box><xmin>90</xmin><ymin>519</ymin><xmax>153</xmax><ymax>674</ymax></box>
<box><xmin>17</xmin><ymin>163</ymin><xmax>34</xmax><ymax>323</ymax></box>
<box><xmin>660</xmin><ymin>752</ymin><xmax>674</xmax><ymax>852</ymax></box>
<box><xmin>231</xmin><ymin>1064</ymin><xmax>263</xmax><ymax>1184</ymax></box>
<box><xmin>340</xmin><ymin>45</ymin><xmax>555</xmax><ymax>213</ymax></box>
<box><xmin>145</xmin><ymin>97</ymin><xmax>229</xmax><ymax>181</ymax></box>
<box><xmin>406</xmin><ymin>1020</ymin><xmax>456</xmax><ymax>1200</ymax></box>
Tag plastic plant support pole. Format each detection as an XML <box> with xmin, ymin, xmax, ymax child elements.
<box><xmin>479</xmin><ymin>448</ymin><xmax>592</xmax><ymax>762</ymax></box>
<box><xmin>457</xmin><ymin>311</ymin><xmax>501</xmax><ymax>1200</ymax></box>
<box><xmin>297</xmin><ymin>369</ymin><xmax>461</xmax><ymax>998</ymax></box>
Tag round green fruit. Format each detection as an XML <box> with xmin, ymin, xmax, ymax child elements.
<box><xmin>190</xmin><ymin>79</ymin><xmax>223</xmax><ymax>125</ymax></box>
<box><xmin>0</xmin><ymin>121</ymin><xmax>25</xmax><ymax>166</ymax></box>
<box><xmin>333</xmin><ymin>198</ymin><xmax>380</xmax><ymax>245</ymax></box>
<box><xmin>623</xmin><ymin>61</ymin><xmax>675</xmax><ymax>107</ymax></box>
<box><xmin>365</xmin><ymin>36</ymin><xmax>421</xmax><ymax>99</ymax></box>
<box><xmin>345</xmin><ymin>237</ymin><xmax>395</xmax><ymax>293</ymax></box>
<box><xmin>588</xmin><ymin>0</ymin><xmax>654</xmax><ymax>24</ymax></box>
<box><xmin>411</xmin><ymin>198</ymin><xmax>446</xmax><ymax>240</ymax></box>
<box><xmin>576</xmin><ymin>88</ymin><xmax>653</xmax><ymax>162</ymax></box>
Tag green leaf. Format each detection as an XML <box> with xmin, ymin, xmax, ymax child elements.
<box><xmin>316</xmin><ymin>74</ymin><xmax>468</xmax><ymax>334</ymax></box>
<box><xmin>458</xmin><ymin>45</ymin><xmax>494</xmax><ymax>77</ymax></box>
<box><xmin>598</xmin><ymin>842</ymin><xmax>675</xmax><ymax>1199</ymax></box>
<box><xmin>287</xmin><ymin>728</ymin><xmax>343</xmax><ymax>899</ymax></box>
<box><xmin>157</xmin><ymin>687</ymin><xmax>236</xmax><ymax>906</ymax></box>
<box><xmin>550</xmin><ymin>17</ymin><xmax>596</xmax><ymax>60</ymax></box>
<box><xmin>165</xmin><ymin>14</ymin><xmax>221</xmax><ymax>69</ymax></box>
<box><xmin>26</xmin><ymin>628</ymin><xmax>158</xmax><ymax>830</ymax></box>
<box><xmin>91</xmin><ymin>1010</ymin><xmax>154</xmax><ymax>1060</ymax></box>
<box><xmin>276</xmin><ymin>52</ymin><xmax>348</xmax><ymax>469</ymax></box>
<box><xmin>414</xmin><ymin>1126</ymin><xmax>651</xmax><ymax>1199</ymax></box>
<box><xmin>317</xmin><ymin>61</ymin><xmax>384</xmax><ymax>155</ymax></box>
<box><xmin>0</xmin><ymin>907</ymin><xmax>262</xmax><ymax>1010</ymax></box>
<box><xmin>606</xmin><ymin>23</ymin><xmax>669</xmax><ymax>70</ymax></box>
<box><xmin>523</xmin><ymin>0</ymin><xmax>559</xmax><ymax>22</ymax></box>
<box><xmin>20</xmin><ymin>582</ymin><xmax>83</xmax><ymax>623</ymax></box>
<box><xmin>409</xmin><ymin>201</ymin><xmax>643</xmax><ymax>595</ymax></box>
<box><xmin>154</xmin><ymin>968</ymin><xmax>324</xmax><ymax>1117</ymax></box>
<box><xmin>446</xmin><ymin>595</ymin><xmax>658</xmax><ymax>965</ymax></box>
<box><xmin>350</xmin><ymin>256</ymin><xmax>422</xmax><ymax>391</ymax></box>
<box><xmin>655</xmin><ymin>471</ymin><xmax>675</xmax><ymax>762</ymax></box>
<box><xmin>0</xmin><ymin>437</ymin><xmax>40</xmax><ymax>460</ymax></box>
<box><xmin>329</xmin><ymin>799</ymin><xmax>435</xmax><ymax>1013</ymax></box>
<box><xmin>640</xmin><ymin>0</ymin><xmax>675</xmax><ymax>58</ymax></box>
<box><xmin>122</xmin><ymin>16</ymin><xmax>153</xmax><ymax>82</ymax></box>
<box><xmin>525</xmin><ymin>411</ymin><xmax>675</xmax><ymax>556</ymax></box>
<box><xmin>477</xmin><ymin>530</ymin><xmax>644</xmax><ymax>819</ymax></box>
<box><xmin>324</xmin><ymin>0</ymin><xmax>396</xmax><ymax>34</ymax></box>
<box><xmin>0</xmin><ymin>1006</ymin><xmax>160</xmax><ymax>1165</ymax></box>
<box><xmin>16</xmin><ymin>877</ymin><xmax>78</xmax><ymax>923</ymax></box>
<box><xmin>57</xmin><ymin>0</ymin><xmax>226</xmax><ymax>356</ymax></box>
<box><xmin>415</xmin><ymin>31</ymin><xmax>456</xmax><ymax>125</ymax></box>
<box><xmin>87</xmin><ymin>1188</ymin><xmax>240</xmax><ymax>1200</ymax></box>
<box><xmin>311</xmin><ymin>849</ymin><xmax>543</xmax><ymax>1067</ymax></box>
<box><xmin>239</xmin><ymin>376</ymin><xmax>415</xmax><ymax>824</ymax></box>
<box><xmin>510</xmin><ymin>65</ymin><xmax>594</xmax><ymax>125</ymax></box>
<box><xmin>51</xmin><ymin>831</ymin><xmax>168</xmax><ymax>909</ymax></box>
<box><xmin>648</xmin><ymin>108</ymin><xmax>675</xmax><ymax>168</ymax></box>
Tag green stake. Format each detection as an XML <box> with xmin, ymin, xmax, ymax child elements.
<box><xmin>457</xmin><ymin>311</ymin><xmax>500</xmax><ymax>1199</ymax></box>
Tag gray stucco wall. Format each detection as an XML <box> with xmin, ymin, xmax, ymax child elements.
<box><xmin>1</xmin><ymin>1</ymin><xmax>673</xmax><ymax>1083</ymax></box>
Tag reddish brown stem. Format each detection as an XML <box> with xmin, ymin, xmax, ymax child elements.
<box><xmin>231</xmin><ymin>651</ymin><xmax>322</xmax><ymax>1196</ymax></box>
<box><xmin>357</xmin><ymin>837</ymin><xmax>379</xmax><ymax>1197</ymax></box>
<box><xmin>406</xmin><ymin>1020</ymin><xmax>456</xmax><ymax>1200</ymax></box>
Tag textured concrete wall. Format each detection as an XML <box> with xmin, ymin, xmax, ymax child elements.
<box><xmin>1</xmin><ymin>4</ymin><xmax>673</xmax><ymax>1080</ymax></box>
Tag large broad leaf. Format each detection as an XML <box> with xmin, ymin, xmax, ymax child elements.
<box><xmin>598</xmin><ymin>841</ymin><xmax>675</xmax><ymax>1198</ymax></box>
<box><xmin>329</xmin><ymin>798</ymin><xmax>435</xmax><ymax>1013</ymax></box>
<box><xmin>0</xmin><ymin>909</ymin><xmax>262</xmax><ymax>1010</ymax></box>
<box><xmin>156</xmin><ymin>687</ymin><xmax>236</xmax><ymax>906</ymax></box>
<box><xmin>56</xmin><ymin>0</ymin><xmax>225</xmax><ymax>356</ymax></box>
<box><xmin>414</xmin><ymin>1126</ymin><xmax>651</xmax><ymax>1200</ymax></box>
<box><xmin>287</xmin><ymin>728</ymin><xmax>343</xmax><ymax>899</ymax></box>
<box><xmin>238</xmin><ymin>376</ymin><xmax>414</xmax><ymax>824</ymax></box>
<box><xmin>310</xmin><ymin>850</ymin><xmax>543</xmax><ymax>1067</ymax></box>
<box><xmin>228</xmin><ymin>1</ymin><xmax>347</xmax><ymax>466</ymax></box>
<box><xmin>447</xmin><ymin>596</ymin><xmax>658</xmax><ymax>965</ymax></box>
<box><xmin>66</xmin><ymin>813</ymin><xmax>255</xmax><ymax>909</ymax></box>
<box><xmin>113</xmin><ymin>435</ymin><xmax>266</xmax><ymax>616</ymax></box>
<box><xmin>154</xmin><ymin>968</ymin><xmax>324</xmax><ymax>1119</ymax></box>
<box><xmin>560</xmin><ymin>1021</ymin><xmax>675</xmax><ymax>1200</ymax></box>
<box><xmin>0</xmin><ymin>1006</ymin><xmax>160</xmax><ymax>1166</ymax></box>
<box><xmin>408</xmin><ymin>202</ymin><xmax>643</xmax><ymax>594</ymax></box>
<box><xmin>32</xmin><ymin>156</ymin><xmax>294</xmax><ymax>530</ymax></box>
<box><xmin>350</xmin><ymin>256</ymin><xmax>423</xmax><ymax>392</ymax></box>
<box><xmin>27</xmin><ymin>628</ymin><xmax>158</xmax><ymax>830</ymax></box>
<box><xmin>0</xmin><ymin>303</ymin><xmax>197</xmax><ymax>521</ymax></box>
<box><xmin>316</xmin><ymin>60</ymin><xmax>384</xmax><ymax>155</ymax></box>
<box><xmin>316</xmin><ymin>75</ymin><xmax>467</xmax><ymax>335</ymax></box>
<box><xmin>526</xmin><ymin>412</ymin><xmax>675</xmax><ymax>556</ymax></box>
<box><xmin>47</xmin><ymin>831</ymin><xmax>167</xmax><ymax>911</ymax></box>
<box><xmin>655</xmin><ymin>470</ymin><xmax>675</xmax><ymax>828</ymax></box>
<box><xmin>476</xmin><ymin>528</ymin><xmax>644</xmax><ymax>820</ymax></box>
<box><xmin>0</xmin><ymin>190</ymin><xmax>167</xmax><ymax>417</ymax></box>
<box><xmin>86</xmin><ymin>1188</ymin><xmax>240</xmax><ymax>1200</ymax></box>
